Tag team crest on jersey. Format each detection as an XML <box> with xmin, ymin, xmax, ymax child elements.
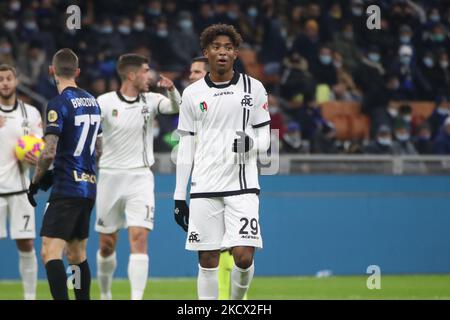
<box><xmin>112</xmin><ymin>109</ymin><xmax>118</xmax><ymax>117</ymax></box>
<box><xmin>47</xmin><ymin>110</ymin><xmax>58</xmax><ymax>122</ymax></box>
<box><xmin>241</xmin><ymin>94</ymin><xmax>253</xmax><ymax>107</ymax></box>
<box><xmin>199</xmin><ymin>101</ymin><xmax>208</xmax><ymax>112</ymax></box>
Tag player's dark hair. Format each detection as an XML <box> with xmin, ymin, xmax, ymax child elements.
<box><xmin>52</xmin><ymin>48</ymin><xmax>79</xmax><ymax>79</ymax></box>
<box><xmin>200</xmin><ymin>24</ymin><xmax>242</xmax><ymax>50</ymax></box>
<box><xmin>116</xmin><ymin>54</ymin><xmax>149</xmax><ymax>81</ymax></box>
<box><xmin>191</xmin><ymin>56</ymin><xmax>210</xmax><ymax>72</ymax></box>
<box><xmin>0</xmin><ymin>64</ymin><xmax>17</xmax><ymax>77</ymax></box>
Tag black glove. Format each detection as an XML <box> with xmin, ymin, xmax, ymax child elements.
<box><xmin>232</xmin><ymin>131</ymin><xmax>254</xmax><ymax>153</ymax></box>
<box><xmin>27</xmin><ymin>182</ymin><xmax>39</xmax><ymax>207</ymax></box>
<box><xmin>174</xmin><ymin>200</ymin><xmax>189</xmax><ymax>232</ymax></box>
<box><xmin>40</xmin><ymin>170</ymin><xmax>54</xmax><ymax>191</ymax></box>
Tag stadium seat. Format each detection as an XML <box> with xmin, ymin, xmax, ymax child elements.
<box><xmin>320</xmin><ymin>101</ymin><xmax>361</xmax><ymax>121</ymax></box>
<box><xmin>330</xmin><ymin>114</ymin><xmax>351</xmax><ymax>140</ymax></box>
<box><xmin>349</xmin><ymin>114</ymin><xmax>370</xmax><ymax>140</ymax></box>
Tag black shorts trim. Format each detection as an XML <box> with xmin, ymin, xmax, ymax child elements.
<box><xmin>0</xmin><ymin>190</ymin><xmax>27</xmax><ymax>197</ymax></box>
<box><xmin>40</xmin><ymin>197</ymin><xmax>94</xmax><ymax>241</ymax></box>
<box><xmin>190</xmin><ymin>188</ymin><xmax>260</xmax><ymax>199</ymax></box>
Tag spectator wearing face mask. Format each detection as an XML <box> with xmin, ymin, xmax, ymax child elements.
<box><xmin>392</xmin><ymin>120</ymin><xmax>417</xmax><ymax>155</ymax></box>
<box><xmin>388</xmin><ymin>45</ymin><xmax>428</xmax><ymax>100</ymax></box>
<box><xmin>353</xmin><ymin>45</ymin><xmax>386</xmax><ymax>114</ymax></box>
<box><xmin>397</xmin><ymin>24</ymin><xmax>414</xmax><ymax>48</ymax></box>
<box><xmin>418</xmin><ymin>51</ymin><xmax>437</xmax><ymax>99</ymax></box>
<box><xmin>414</xmin><ymin>122</ymin><xmax>434</xmax><ymax>154</ymax></box>
<box><xmin>433</xmin><ymin>117</ymin><xmax>450</xmax><ymax>154</ymax></box>
<box><xmin>370</xmin><ymin>100</ymin><xmax>399</xmax><ymax>139</ymax></box>
<box><xmin>398</xmin><ymin>104</ymin><xmax>413</xmax><ymax>133</ymax></box>
<box><xmin>365</xmin><ymin>125</ymin><xmax>395</xmax><ymax>154</ymax></box>
<box><xmin>433</xmin><ymin>50</ymin><xmax>450</xmax><ymax>97</ymax></box>
<box><xmin>282</xmin><ymin>121</ymin><xmax>309</xmax><ymax>154</ymax></box>
<box><xmin>423</xmin><ymin>24</ymin><xmax>449</xmax><ymax>53</ymax></box>
<box><xmin>310</xmin><ymin>45</ymin><xmax>337</xmax><ymax>87</ymax></box>
<box><xmin>331</xmin><ymin>22</ymin><xmax>361</xmax><ymax>72</ymax></box>
<box><xmin>427</xmin><ymin>95</ymin><xmax>450</xmax><ymax>139</ymax></box>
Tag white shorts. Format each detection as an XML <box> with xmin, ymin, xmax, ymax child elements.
<box><xmin>95</xmin><ymin>168</ymin><xmax>155</xmax><ymax>234</ymax></box>
<box><xmin>186</xmin><ymin>193</ymin><xmax>262</xmax><ymax>251</ymax></box>
<box><xmin>0</xmin><ymin>193</ymin><xmax>36</xmax><ymax>240</ymax></box>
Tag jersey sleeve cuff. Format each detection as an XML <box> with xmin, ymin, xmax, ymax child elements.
<box><xmin>252</xmin><ymin>120</ymin><xmax>271</xmax><ymax>128</ymax></box>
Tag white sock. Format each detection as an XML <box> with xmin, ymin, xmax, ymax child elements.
<box><xmin>97</xmin><ymin>250</ymin><xmax>117</xmax><ymax>300</ymax></box>
<box><xmin>128</xmin><ymin>253</ymin><xmax>149</xmax><ymax>300</ymax></box>
<box><xmin>230</xmin><ymin>263</ymin><xmax>254</xmax><ymax>300</ymax></box>
<box><xmin>19</xmin><ymin>249</ymin><xmax>37</xmax><ymax>300</ymax></box>
<box><xmin>198</xmin><ymin>264</ymin><xmax>219</xmax><ymax>300</ymax></box>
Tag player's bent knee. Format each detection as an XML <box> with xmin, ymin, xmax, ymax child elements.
<box><xmin>99</xmin><ymin>234</ymin><xmax>117</xmax><ymax>257</ymax></box>
<box><xmin>16</xmin><ymin>239</ymin><xmax>34</xmax><ymax>252</ymax></box>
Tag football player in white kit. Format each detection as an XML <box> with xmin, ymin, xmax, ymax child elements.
<box><xmin>95</xmin><ymin>54</ymin><xmax>181</xmax><ymax>300</ymax></box>
<box><xmin>174</xmin><ymin>24</ymin><xmax>271</xmax><ymax>300</ymax></box>
<box><xmin>0</xmin><ymin>64</ymin><xmax>42</xmax><ymax>300</ymax></box>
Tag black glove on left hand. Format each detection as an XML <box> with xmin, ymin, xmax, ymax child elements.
<box><xmin>40</xmin><ymin>170</ymin><xmax>54</xmax><ymax>191</ymax></box>
<box><xmin>232</xmin><ymin>131</ymin><xmax>254</xmax><ymax>153</ymax></box>
<box><xmin>174</xmin><ymin>200</ymin><xmax>189</xmax><ymax>232</ymax></box>
<box><xmin>27</xmin><ymin>182</ymin><xmax>39</xmax><ymax>207</ymax></box>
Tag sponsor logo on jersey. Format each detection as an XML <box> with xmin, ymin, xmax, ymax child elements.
<box><xmin>199</xmin><ymin>101</ymin><xmax>208</xmax><ymax>112</ymax></box>
<box><xmin>213</xmin><ymin>91</ymin><xmax>234</xmax><ymax>97</ymax></box>
<box><xmin>112</xmin><ymin>109</ymin><xmax>118</xmax><ymax>117</ymax></box>
<box><xmin>73</xmin><ymin>170</ymin><xmax>97</xmax><ymax>184</ymax></box>
<box><xmin>48</xmin><ymin>110</ymin><xmax>58</xmax><ymax>122</ymax></box>
<box><xmin>188</xmin><ymin>231</ymin><xmax>200</xmax><ymax>243</ymax></box>
<box><xmin>241</xmin><ymin>94</ymin><xmax>253</xmax><ymax>107</ymax></box>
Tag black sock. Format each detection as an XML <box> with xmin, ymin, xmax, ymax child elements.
<box><xmin>45</xmin><ymin>259</ymin><xmax>69</xmax><ymax>300</ymax></box>
<box><xmin>73</xmin><ymin>260</ymin><xmax>91</xmax><ymax>300</ymax></box>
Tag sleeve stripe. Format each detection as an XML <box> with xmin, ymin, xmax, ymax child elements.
<box><xmin>156</xmin><ymin>99</ymin><xmax>163</xmax><ymax>114</ymax></box>
<box><xmin>252</xmin><ymin>120</ymin><xmax>271</xmax><ymax>128</ymax></box>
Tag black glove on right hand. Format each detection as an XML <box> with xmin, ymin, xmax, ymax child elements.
<box><xmin>174</xmin><ymin>200</ymin><xmax>189</xmax><ymax>232</ymax></box>
<box><xmin>27</xmin><ymin>182</ymin><xmax>39</xmax><ymax>207</ymax></box>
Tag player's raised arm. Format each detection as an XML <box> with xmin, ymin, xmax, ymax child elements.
<box><xmin>156</xmin><ymin>74</ymin><xmax>181</xmax><ymax>114</ymax></box>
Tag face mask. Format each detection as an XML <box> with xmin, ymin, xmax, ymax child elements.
<box><xmin>423</xmin><ymin>57</ymin><xmax>434</xmax><ymax>68</ymax></box>
<box><xmin>403</xmin><ymin>115</ymin><xmax>412</xmax><ymax>122</ymax></box>
<box><xmin>396</xmin><ymin>133</ymin><xmax>410</xmax><ymax>141</ymax></box>
<box><xmin>134</xmin><ymin>22</ymin><xmax>145</xmax><ymax>31</ymax></box>
<box><xmin>147</xmin><ymin>8</ymin><xmax>161</xmax><ymax>16</ymax></box>
<box><xmin>101</xmin><ymin>26</ymin><xmax>113</xmax><ymax>34</ymax></box>
<box><xmin>25</xmin><ymin>22</ymin><xmax>38</xmax><ymax>31</ymax></box>
<box><xmin>400</xmin><ymin>55</ymin><xmax>411</xmax><ymax>65</ymax></box>
<box><xmin>378</xmin><ymin>137</ymin><xmax>392</xmax><ymax>146</ymax></box>
<box><xmin>248</xmin><ymin>8</ymin><xmax>258</xmax><ymax>17</ymax></box>
<box><xmin>118</xmin><ymin>26</ymin><xmax>131</xmax><ymax>34</ymax></box>
<box><xmin>157</xmin><ymin>29</ymin><xmax>168</xmax><ymax>38</ymax></box>
<box><xmin>153</xmin><ymin>127</ymin><xmax>160</xmax><ymax>138</ymax></box>
<box><xmin>319</xmin><ymin>54</ymin><xmax>332</xmax><ymax>65</ymax></box>
<box><xmin>433</xmin><ymin>34</ymin><xmax>445</xmax><ymax>42</ymax></box>
<box><xmin>368</xmin><ymin>53</ymin><xmax>380</xmax><ymax>63</ymax></box>
<box><xmin>439</xmin><ymin>60</ymin><xmax>449</xmax><ymax>68</ymax></box>
<box><xmin>430</xmin><ymin>15</ymin><xmax>440</xmax><ymax>23</ymax></box>
<box><xmin>269</xmin><ymin>106</ymin><xmax>279</xmax><ymax>114</ymax></box>
<box><xmin>284</xmin><ymin>133</ymin><xmax>302</xmax><ymax>148</ymax></box>
<box><xmin>388</xmin><ymin>108</ymin><xmax>398</xmax><ymax>117</ymax></box>
<box><xmin>4</xmin><ymin>20</ymin><xmax>17</xmax><ymax>31</ymax></box>
<box><xmin>0</xmin><ymin>46</ymin><xmax>12</xmax><ymax>54</ymax></box>
<box><xmin>10</xmin><ymin>1</ymin><xmax>21</xmax><ymax>11</ymax></box>
<box><xmin>352</xmin><ymin>7</ymin><xmax>363</xmax><ymax>17</ymax></box>
<box><xmin>333</xmin><ymin>60</ymin><xmax>343</xmax><ymax>68</ymax></box>
<box><xmin>179</xmin><ymin>19</ymin><xmax>192</xmax><ymax>30</ymax></box>
<box><xmin>437</xmin><ymin>107</ymin><xmax>449</xmax><ymax>115</ymax></box>
<box><xmin>400</xmin><ymin>35</ymin><xmax>411</xmax><ymax>44</ymax></box>
<box><xmin>228</xmin><ymin>12</ymin><xmax>238</xmax><ymax>20</ymax></box>
<box><xmin>418</xmin><ymin>134</ymin><xmax>431</xmax><ymax>141</ymax></box>
<box><xmin>343</xmin><ymin>31</ymin><xmax>353</xmax><ymax>40</ymax></box>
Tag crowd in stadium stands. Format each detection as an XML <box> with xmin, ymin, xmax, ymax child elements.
<box><xmin>1</xmin><ymin>0</ymin><xmax>450</xmax><ymax>154</ymax></box>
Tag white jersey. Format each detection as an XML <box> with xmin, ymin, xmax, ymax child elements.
<box><xmin>178</xmin><ymin>72</ymin><xmax>270</xmax><ymax>198</ymax></box>
<box><xmin>97</xmin><ymin>90</ymin><xmax>180</xmax><ymax>169</ymax></box>
<box><xmin>0</xmin><ymin>101</ymin><xmax>43</xmax><ymax>194</ymax></box>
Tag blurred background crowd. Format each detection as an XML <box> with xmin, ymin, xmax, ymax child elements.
<box><xmin>1</xmin><ymin>0</ymin><xmax>450</xmax><ymax>154</ymax></box>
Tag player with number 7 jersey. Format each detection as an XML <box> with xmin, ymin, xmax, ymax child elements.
<box><xmin>28</xmin><ymin>48</ymin><xmax>102</xmax><ymax>300</ymax></box>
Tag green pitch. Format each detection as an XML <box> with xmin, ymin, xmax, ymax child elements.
<box><xmin>1</xmin><ymin>275</ymin><xmax>449</xmax><ymax>300</ymax></box>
